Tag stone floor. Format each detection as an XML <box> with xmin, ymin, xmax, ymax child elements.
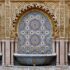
<box><xmin>0</xmin><ymin>66</ymin><xmax>69</xmax><ymax>70</ymax></box>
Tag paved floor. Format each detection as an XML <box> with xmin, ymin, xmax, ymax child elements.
<box><xmin>0</xmin><ymin>66</ymin><xmax>69</xmax><ymax>70</ymax></box>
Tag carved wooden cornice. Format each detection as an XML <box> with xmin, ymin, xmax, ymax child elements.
<box><xmin>11</xmin><ymin>4</ymin><xmax>59</xmax><ymax>39</ymax></box>
<box><xmin>10</xmin><ymin>0</ymin><xmax>70</xmax><ymax>2</ymax></box>
<box><xmin>0</xmin><ymin>0</ymin><xmax>70</xmax><ymax>3</ymax></box>
<box><xmin>0</xmin><ymin>0</ymin><xmax>59</xmax><ymax>2</ymax></box>
<box><xmin>0</xmin><ymin>0</ymin><xmax>4</xmax><ymax>2</ymax></box>
<box><xmin>11</xmin><ymin>0</ymin><xmax>58</xmax><ymax>2</ymax></box>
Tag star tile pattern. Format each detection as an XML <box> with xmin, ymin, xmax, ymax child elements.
<box><xmin>17</xmin><ymin>11</ymin><xmax>52</xmax><ymax>54</ymax></box>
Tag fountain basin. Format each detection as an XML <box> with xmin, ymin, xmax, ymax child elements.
<box><xmin>14</xmin><ymin>53</ymin><xmax>56</xmax><ymax>66</ymax></box>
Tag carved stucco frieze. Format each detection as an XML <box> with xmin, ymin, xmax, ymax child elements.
<box><xmin>10</xmin><ymin>3</ymin><xmax>59</xmax><ymax>39</ymax></box>
<box><xmin>65</xmin><ymin>4</ymin><xmax>70</xmax><ymax>38</ymax></box>
<box><xmin>11</xmin><ymin>2</ymin><xmax>59</xmax><ymax>21</ymax></box>
<box><xmin>0</xmin><ymin>3</ymin><xmax>5</xmax><ymax>39</ymax></box>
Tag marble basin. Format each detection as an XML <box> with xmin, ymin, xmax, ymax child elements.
<box><xmin>14</xmin><ymin>53</ymin><xmax>56</xmax><ymax>66</ymax></box>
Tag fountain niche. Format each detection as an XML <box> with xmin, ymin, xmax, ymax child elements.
<box><xmin>14</xmin><ymin>10</ymin><xmax>56</xmax><ymax>66</ymax></box>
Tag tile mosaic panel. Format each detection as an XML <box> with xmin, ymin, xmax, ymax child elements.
<box><xmin>17</xmin><ymin>11</ymin><xmax>52</xmax><ymax>54</ymax></box>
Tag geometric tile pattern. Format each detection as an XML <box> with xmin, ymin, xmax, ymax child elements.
<box><xmin>17</xmin><ymin>11</ymin><xmax>52</xmax><ymax>54</ymax></box>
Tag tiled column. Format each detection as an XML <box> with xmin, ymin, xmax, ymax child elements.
<box><xmin>59</xmin><ymin>0</ymin><xmax>66</xmax><ymax>65</ymax></box>
<box><xmin>69</xmin><ymin>40</ymin><xmax>70</xmax><ymax>53</ymax></box>
<box><xmin>10</xmin><ymin>40</ymin><xmax>14</xmax><ymax>65</ymax></box>
<box><xmin>5</xmin><ymin>0</ymin><xmax>11</xmax><ymax>66</ymax></box>
<box><xmin>0</xmin><ymin>40</ymin><xmax>2</xmax><ymax>53</ymax></box>
<box><xmin>65</xmin><ymin>39</ymin><xmax>68</xmax><ymax>65</ymax></box>
<box><xmin>56</xmin><ymin>39</ymin><xmax>60</xmax><ymax>65</ymax></box>
<box><xmin>5</xmin><ymin>40</ymin><xmax>11</xmax><ymax>66</ymax></box>
<box><xmin>60</xmin><ymin>38</ymin><xmax>65</xmax><ymax>65</ymax></box>
<box><xmin>2</xmin><ymin>40</ymin><xmax>5</xmax><ymax>66</ymax></box>
<box><xmin>52</xmin><ymin>39</ymin><xmax>56</xmax><ymax>53</ymax></box>
<box><xmin>10</xmin><ymin>40</ymin><xmax>18</xmax><ymax>65</ymax></box>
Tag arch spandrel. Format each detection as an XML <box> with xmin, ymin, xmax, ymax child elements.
<box><xmin>10</xmin><ymin>5</ymin><xmax>59</xmax><ymax>40</ymax></box>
